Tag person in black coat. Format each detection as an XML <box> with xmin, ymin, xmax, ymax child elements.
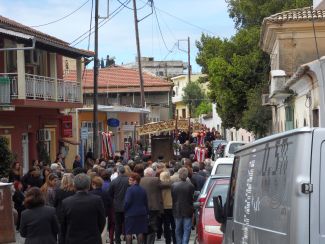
<box><xmin>171</xmin><ymin>167</ymin><xmax>195</xmax><ymax>244</ymax></box>
<box><xmin>12</xmin><ymin>181</ymin><xmax>25</xmax><ymax>230</ymax></box>
<box><xmin>124</xmin><ymin>173</ymin><xmax>148</xmax><ymax>244</ymax></box>
<box><xmin>20</xmin><ymin>187</ymin><xmax>59</xmax><ymax>244</ymax></box>
<box><xmin>53</xmin><ymin>173</ymin><xmax>75</xmax><ymax>244</ymax></box>
<box><xmin>61</xmin><ymin>173</ymin><xmax>106</xmax><ymax>244</ymax></box>
<box><xmin>108</xmin><ymin>165</ymin><xmax>129</xmax><ymax>244</ymax></box>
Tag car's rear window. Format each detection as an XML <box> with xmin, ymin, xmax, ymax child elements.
<box><xmin>206</xmin><ymin>183</ymin><xmax>229</xmax><ymax>208</ymax></box>
<box><xmin>216</xmin><ymin>164</ymin><xmax>233</xmax><ymax>175</ymax></box>
<box><xmin>229</xmin><ymin>143</ymin><xmax>245</xmax><ymax>154</ymax></box>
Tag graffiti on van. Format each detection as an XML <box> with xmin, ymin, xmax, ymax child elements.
<box><xmin>262</xmin><ymin>138</ymin><xmax>289</xmax><ymax>177</ymax></box>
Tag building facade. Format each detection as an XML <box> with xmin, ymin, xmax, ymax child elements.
<box><xmin>0</xmin><ymin>15</ymin><xmax>92</xmax><ymax>173</ymax></box>
<box><xmin>123</xmin><ymin>57</ymin><xmax>187</xmax><ymax>79</ymax></box>
<box><xmin>260</xmin><ymin>7</ymin><xmax>325</xmax><ymax>133</ymax></box>
<box><xmin>64</xmin><ymin>66</ymin><xmax>172</xmax><ymax>157</ymax></box>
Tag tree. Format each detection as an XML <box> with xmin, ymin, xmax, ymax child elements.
<box><xmin>196</xmin><ymin>0</ymin><xmax>312</xmax><ymax>135</ymax></box>
<box><xmin>182</xmin><ymin>82</ymin><xmax>206</xmax><ymax>117</ymax></box>
<box><xmin>0</xmin><ymin>137</ymin><xmax>15</xmax><ymax>178</ymax></box>
<box><xmin>197</xmin><ymin>27</ymin><xmax>270</xmax><ymax>129</ymax></box>
<box><xmin>227</xmin><ymin>0</ymin><xmax>312</xmax><ymax>28</ymax></box>
<box><xmin>194</xmin><ymin>101</ymin><xmax>212</xmax><ymax>117</ymax></box>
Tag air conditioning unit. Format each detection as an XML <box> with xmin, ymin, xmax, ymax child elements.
<box><xmin>269</xmin><ymin>70</ymin><xmax>287</xmax><ymax>97</ymax></box>
<box><xmin>37</xmin><ymin>129</ymin><xmax>51</xmax><ymax>141</ymax></box>
<box><xmin>261</xmin><ymin>94</ymin><xmax>272</xmax><ymax>106</ymax></box>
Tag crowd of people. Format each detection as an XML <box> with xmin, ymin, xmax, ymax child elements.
<box><xmin>4</xmin><ymin>127</ymin><xmax>220</xmax><ymax>244</ymax></box>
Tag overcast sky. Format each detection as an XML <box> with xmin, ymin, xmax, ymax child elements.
<box><xmin>0</xmin><ymin>0</ymin><xmax>236</xmax><ymax>73</ymax></box>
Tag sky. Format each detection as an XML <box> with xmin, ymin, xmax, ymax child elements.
<box><xmin>0</xmin><ymin>0</ymin><xmax>236</xmax><ymax>73</ymax></box>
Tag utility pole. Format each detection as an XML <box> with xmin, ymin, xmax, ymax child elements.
<box><xmin>177</xmin><ymin>37</ymin><xmax>191</xmax><ymax>137</ymax></box>
<box><xmin>93</xmin><ymin>0</ymin><xmax>99</xmax><ymax>159</ymax></box>
<box><xmin>132</xmin><ymin>0</ymin><xmax>146</xmax><ymax>126</ymax></box>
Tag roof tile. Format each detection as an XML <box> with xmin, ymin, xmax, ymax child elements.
<box><xmin>264</xmin><ymin>7</ymin><xmax>325</xmax><ymax>24</ymax></box>
<box><xmin>64</xmin><ymin>66</ymin><xmax>172</xmax><ymax>91</ymax></box>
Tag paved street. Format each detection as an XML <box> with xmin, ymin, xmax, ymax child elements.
<box><xmin>14</xmin><ymin>230</ymin><xmax>196</xmax><ymax>244</ymax></box>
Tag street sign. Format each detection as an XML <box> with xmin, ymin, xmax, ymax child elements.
<box><xmin>81</xmin><ymin>128</ymin><xmax>88</xmax><ymax>140</ymax></box>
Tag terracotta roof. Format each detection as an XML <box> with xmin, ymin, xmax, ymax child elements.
<box><xmin>263</xmin><ymin>7</ymin><xmax>325</xmax><ymax>24</ymax></box>
<box><xmin>64</xmin><ymin>66</ymin><xmax>172</xmax><ymax>93</ymax></box>
<box><xmin>0</xmin><ymin>15</ymin><xmax>93</xmax><ymax>57</ymax></box>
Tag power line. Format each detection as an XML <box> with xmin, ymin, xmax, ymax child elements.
<box><xmin>116</xmin><ymin>0</ymin><xmax>133</xmax><ymax>10</ymax></box>
<box><xmin>140</xmin><ymin>0</ymin><xmax>216</xmax><ymax>36</ymax></box>
<box><xmin>87</xmin><ymin>0</ymin><xmax>94</xmax><ymax>50</ymax></box>
<box><xmin>152</xmin><ymin>2</ymin><xmax>172</xmax><ymax>53</ymax></box>
<box><xmin>116</xmin><ymin>0</ymin><xmax>149</xmax><ymax>11</ymax></box>
<box><xmin>70</xmin><ymin>0</ymin><xmax>129</xmax><ymax>46</ymax></box>
<box><xmin>30</xmin><ymin>0</ymin><xmax>90</xmax><ymax>28</ymax></box>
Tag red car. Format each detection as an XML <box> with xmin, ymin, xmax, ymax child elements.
<box><xmin>195</xmin><ymin>177</ymin><xmax>229</xmax><ymax>244</ymax></box>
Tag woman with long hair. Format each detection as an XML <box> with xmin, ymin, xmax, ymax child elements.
<box><xmin>9</xmin><ymin>162</ymin><xmax>21</xmax><ymax>182</ymax></box>
<box><xmin>40</xmin><ymin>173</ymin><xmax>58</xmax><ymax>207</ymax></box>
<box><xmin>20</xmin><ymin>187</ymin><xmax>59</xmax><ymax>244</ymax></box>
<box><xmin>54</xmin><ymin>173</ymin><xmax>75</xmax><ymax>244</ymax></box>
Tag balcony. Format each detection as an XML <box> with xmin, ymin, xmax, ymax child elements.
<box><xmin>0</xmin><ymin>73</ymin><xmax>81</xmax><ymax>105</ymax></box>
<box><xmin>172</xmin><ymin>95</ymin><xmax>183</xmax><ymax>103</ymax></box>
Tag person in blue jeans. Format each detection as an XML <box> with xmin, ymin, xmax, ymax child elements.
<box><xmin>171</xmin><ymin>167</ymin><xmax>195</xmax><ymax>244</ymax></box>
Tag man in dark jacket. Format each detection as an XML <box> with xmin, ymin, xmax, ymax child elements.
<box><xmin>140</xmin><ymin>167</ymin><xmax>171</xmax><ymax>244</ymax></box>
<box><xmin>108</xmin><ymin>165</ymin><xmax>129</xmax><ymax>244</ymax></box>
<box><xmin>61</xmin><ymin>173</ymin><xmax>106</xmax><ymax>244</ymax></box>
<box><xmin>171</xmin><ymin>167</ymin><xmax>194</xmax><ymax>244</ymax></box>
<box><xmin>192</xmin><ymin>162</ymin><xmax>206</xmax><ymax>191</ymax></box>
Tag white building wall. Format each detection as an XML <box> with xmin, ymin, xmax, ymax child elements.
<box><xmin>314</xmin><ymin>0</ymin><xmax>325</xmax><ymax>9</ymax></box>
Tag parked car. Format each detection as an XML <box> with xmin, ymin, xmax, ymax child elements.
<box><xmin>211</xmin><ymin>157</ymin><xmax>234</xmax><ymax>176</ymax></box>
<box><xmin>195</xmin><ymin>177</ymin><xmax>230</xmax><ymax>244</ymax></box>
<box><xmin>212</xmin><ymin>140</ymin><xmax>227</xmax><ymax>160</ymax></box>
<box><xmin>194</xmin><ymin>175</ymin><xmax>229</xmax><ymax>231</ymax></box>
<box><xmin>214</xmin><ymin>141</ymin><xmax>228</xmax><ymax>159</ymax></box>
<box><xmin>223</xmin><ymin>141</ymin><xmax>246</xmax><ymax>158</ymax></box>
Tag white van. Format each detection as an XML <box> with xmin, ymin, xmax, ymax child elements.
<box><xmin>215</xmin><ymin>128</ymin><xmax>325</xmax><ymax>244</ymax></box>
<box><xmin>223</xmin><ymin>141</ymin><xmax>246</xmax><ymax>158</ymax></box>
<box><xmin>211</xmin><ymin>157</ymin><xmax>234</xmax><ymax>176</ymax></box>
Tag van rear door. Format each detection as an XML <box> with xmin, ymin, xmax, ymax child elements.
<box><xmin>310</xmin><ymin>129</ymin><xmax>325</xmax><ymax>244</ymax></box>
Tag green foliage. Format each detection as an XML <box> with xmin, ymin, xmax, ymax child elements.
<box><xmin>0</xmin><ymin>137</ymin><xmax>15</xmax><ymax>178</ymax></box>
<box><xmin>197</xmin><ymin>27</ymin><xmax>270</xmax><ymax>129</ymax></box>
<box><xmin>195</xmin><ymin>101</ymin><xmax>213</xmax><ymax>117</ymax></box>
<box><xmin>182</xmin><ymin>81</ymin><xmax>206</xmax><ymax>116</ymax></box>
<box><xmin>241</xmin><ymin>85</ymin><xmax>272</xmax><ymax>138</ymax></box>
<box><xmin>227</xmin><ymin>0</ymin><xmax>313</xmax><ymax>28</ymax></box>
<box><xmin>196</xmin><ymin>0</ymin><xmax>312</xmax><ymax>135</ymax></box>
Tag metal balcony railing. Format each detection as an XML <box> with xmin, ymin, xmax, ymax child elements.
<box><xmin>0</xmin><ymin>73</ymin><xmax>81</xmax><ymax>104</ymax></box>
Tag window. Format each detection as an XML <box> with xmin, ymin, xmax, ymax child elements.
<box><xmin>285</xmin><ymin>106</ymin><xmax>294</xmax><ymax>130</ymax></box>
<box><xmin>313</xmin><ymin>109</ymin><xmax>319</xmax><ymax>127</ymax></box>
<box><xmin>182</xmin><ymin>109</ymin><xmax>186</xmax><ymax>118</ymax></box>
<box><xmin>206</xmin><ymin>183</ymin><xmax>229</xmax><ymax>208</ymax></box>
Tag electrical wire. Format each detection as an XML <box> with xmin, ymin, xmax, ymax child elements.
<box><xmin>152</xmin><ymin>2</ymin><xmax>172</xmax><ymax>52</ymax></box>
<box><xmin>139</xmin><ymin>0</ymin><xmax>216</xmax><ymax>36</ymax></box>
<box><xmin>72</xmin><ymin>1</ymin><xmax>129</xmax><ymax>46</ymax></box>
<box><xmin>116</xmin><ymin>0</ymin><xmax>133</xmax><ymax>10</ymax></box>
<box><xmin>30</xmin><ymin>0</ymin><xmax>90</xmax><ymax>28</ymax></box>
<box><xmin>70</xmin><ymin>0</ymin><xmax>129</xmax><ymax>46</ymax></box>
<box><xmin>87</xmin><ymin>0</ymin><xmax>94</xmax><ymax>50</ymax></box>
<box><xmin>116</xmin><ymin>0</ymin><xmax>149</xmax><ymax>11</ymax></box>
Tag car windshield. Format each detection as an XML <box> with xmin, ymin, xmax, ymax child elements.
<box><xmin>228</xmin><ymin>143</ymin><xmax>245</xmax><ymax>154</ymax></box>
<box><xmin>206</xmin><ymin>183</ymin><xmax>229</xmax><ymax>208</ymax></box>
<box><xmin>216</xmin><ymin>164</ymin><xmax>233</xmax><ymax>176</ymax></box>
